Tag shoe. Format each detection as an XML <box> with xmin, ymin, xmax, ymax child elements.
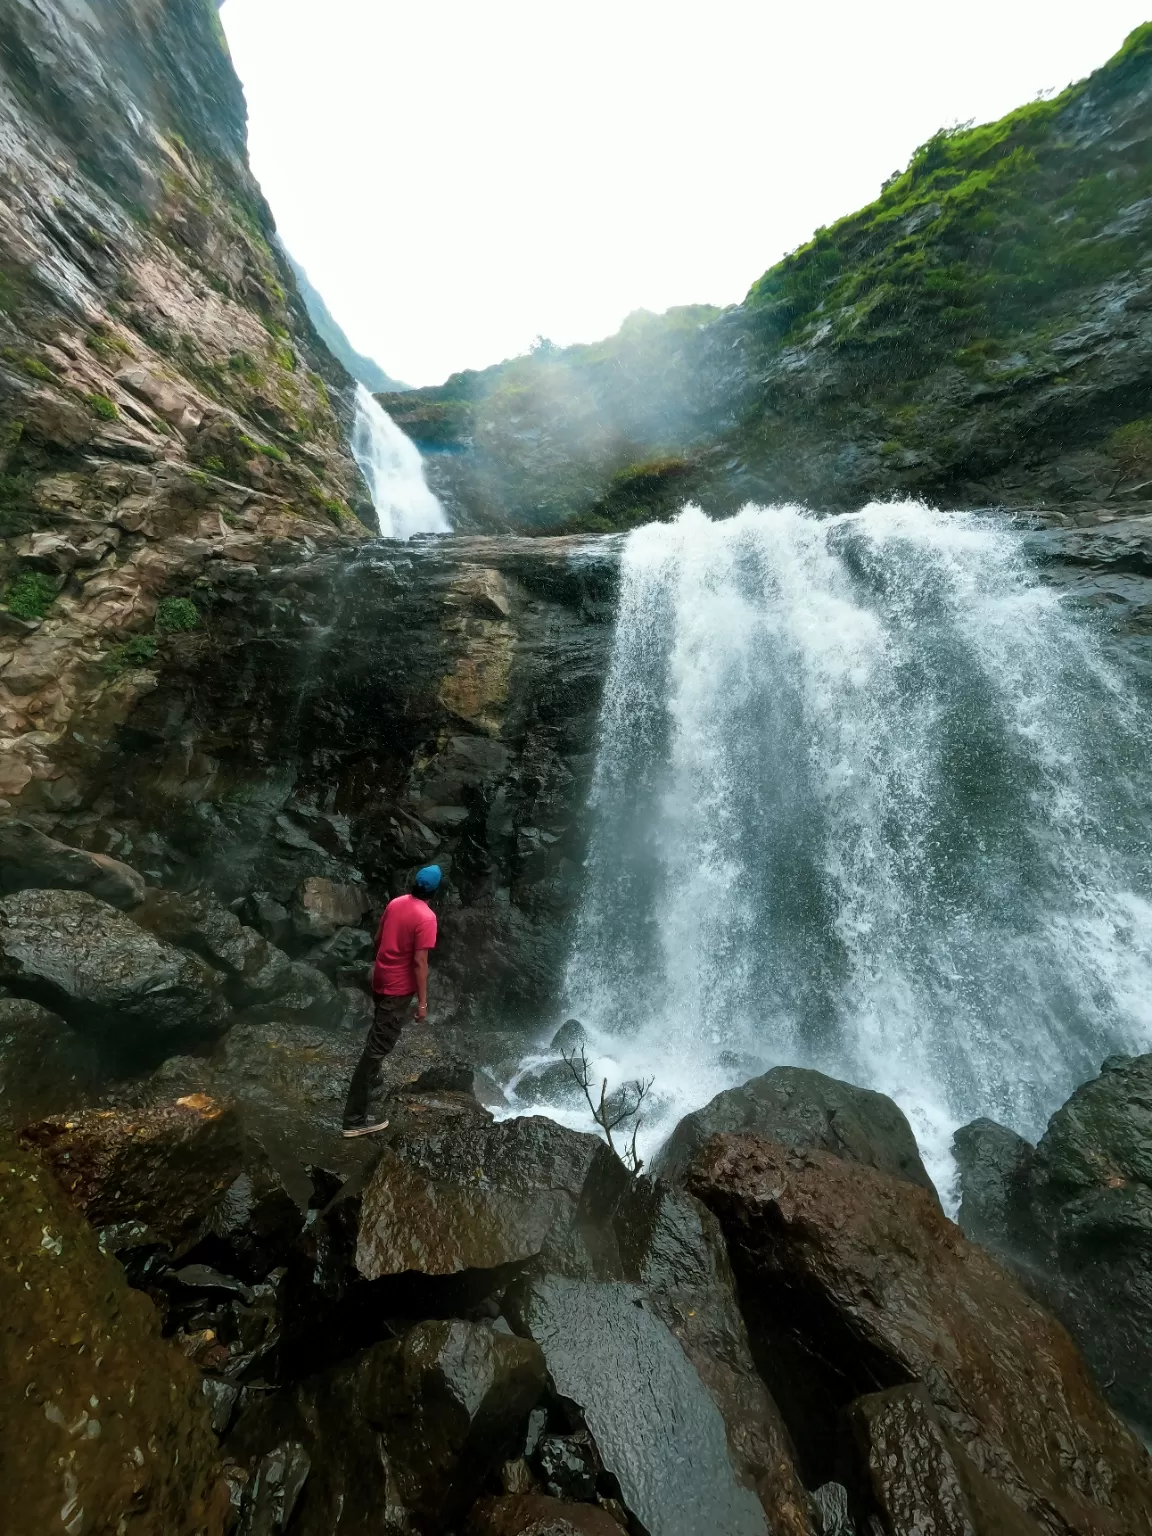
<box><xmin>341</xmin><ymin>1118</ymin><xmax>389</xmax><ymax>1138</ymax></box>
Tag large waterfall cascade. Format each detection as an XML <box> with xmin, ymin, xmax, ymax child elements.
<box><xmin>512</xmin><ymin>501</ymin><xmax>1152</xmax><ymax>1194</ymax></box>
<box><xmin>351</xmin><ymin>382</ymin><xmax>451</xmax><ymax>540</ymax></box>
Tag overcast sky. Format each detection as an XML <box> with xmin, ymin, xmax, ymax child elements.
<box><xmin>220</xmin><ymin>1</ymin><xmax>1149</xmax><ymax>387</ymax></box>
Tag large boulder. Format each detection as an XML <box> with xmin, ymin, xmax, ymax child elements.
<box><xmin>131</xmin><ymin>885</ymin><xmax>295</xmax><ymax>1005</ymax></box>
<box><xmin>0</xmin><ymin>996</ymin><xmax>106</xmax><ymax>1132</ymax></box>
<box><xmin>508</xmin><ymin>1275</ymin><xmax>767</xmax><ymax>1536</ymax></box>
<box><xmin>847</xmin><ymin>1384</ymin><xmax>982</xmax><ymax>1536</ymax></box>
<box><xmin>356</xmin><ymin>1116</ymin><xmax>627</xmax><ymax>1280</ymax></box>
<box><xmin>954</xmin><ymin>1054</ymin><xmax>1152</xmax><ymax>1440</ymax></box>
<box><xmin>0</xmin><ymin>817</ymin><xmax>146</xmax><ymax>909</ymax></box>
<box><xmin>687</xmin><ymin>1134</ymin><xmax>1152</xmax><ymax>1536</ymax></box>
<box><xmin>953</xmin><ymin>1117</ymin><xmax>1036</xmax><ymax>1256</ymax></box>
<box><xmin>292</xmin><ymin>876</ymin><xmax>370</xmax><ymax>941</ymax></box>
<box><xmin>20</xmin><ymin>1096</ymin><xmax>245</xmax><ymax>1248</ymax></box>
<box><xmin>0</xmin><ymin>1147</ymin><xmax>229</xmax><ymax>1536</ymax></box>
<box><xmin>0</xmin><ymin>888</ymin><xmax>231</xmax><ymax>1057</ymax></box>
<box><xmin>354</xmin><ymin>1320</ymin><xmax>548</xmax><ymax>1531</ymax></box>
<box><xmin>654</xmin><ymin>1066</ymin><xmax>935</xmax><ymax>1194</ymax></box>
<box><xmin>222</xmin><ymin>1321</ymin><xmax>546</xmax><ymax>1535</ymax></box>
<box><xmin>609</xmin><ymin>1177</ymin><xmax>813</xmax><ymax>1536</ymax></box>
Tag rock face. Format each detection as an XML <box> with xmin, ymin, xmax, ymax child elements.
<box><xmin>0</xmin><ymin>818</ymin><xmax>145</xmax><ymax>907</ymax></box>
<box><xmin>0</xmin><ymin>1146</ymin><xmax>228</xmax><ymax>1536</ymax></box>
<box><xmin>0</xmin><ymin>996</ymin><xmax>106</xmax><ymax>1131</ymax></box>
<box><xmin>356</xmin><ymin>1115</ymin><xmax>625</xmax><ymax>1280</ymax></box>
<box><xmin>654</xmin><ymin>1065</ymin><xmax>935</xmax><ymax>1193</ymax></box>
<box><xmin>10</xmin><ymin>534</ymin><xmax>615</xmax><ymax>1029</ymax></box>
<box><xmin>954</xmin><ymin>1053</ymin><xmax>1152</xmax><ymax>1442</ymax></box>
<box><xmin>19</xmin><ymin>1096</ymin><xmax>245</xmax><ymax>1247</ymax></box>
<box><xmin>354</xmin><ymin>1321</ymin><xmax>548</xmax><ymax>1531</ymax></box>
<box><xmin>0</xmin><ymin>0</ymin><xmax>369</xmax><ymax>814</ymax></box>
<box><xmin>0</xmin><ymin>887</ymin><xmax>231</xmax><ymax>1057</ymax></box>
<box><xmin>510</xmin><ymin>1275</ymin><xmax>767</xmax><ymax>1536</ymax></box>
<box><xmin>687</xmin><ymin>1133</ymin><xmax>1152</xmax><ymax>1536</ymax></box>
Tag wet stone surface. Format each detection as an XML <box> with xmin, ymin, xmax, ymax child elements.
<box><xmin>655</xmin><ymin>1065</ymin><xmax>935</xmax><ymax>1193</ymax></box>
<box><xmin>509</xmin><ymin>1274</ymin><xmax>768</xmax><ymax>1536</ymax></box>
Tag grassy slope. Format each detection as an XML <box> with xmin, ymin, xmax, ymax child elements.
<box><xmin>746</xmin><ymin>24</ymin><xmax>1152</xmax><ymax>365</ymax></box>
<box><xmin>392</xmin><ymin>23</ymin><xmax>1152</xmax><ymax>531</ymax></box>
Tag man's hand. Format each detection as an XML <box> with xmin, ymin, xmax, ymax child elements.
<box><xmin>413</xmin><ymin>949</ymin><xmax>430</xmax><ymax>1023</ymax></box>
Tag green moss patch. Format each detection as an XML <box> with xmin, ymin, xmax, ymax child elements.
<box><xmin>101</xmin><ymin>634</ymin><xmax>158</xmax><ymax>677</ymax></box>
<box><xmin>4</xmin><ymin>570</ymin><xmax>57</xmax><ymax>620</ymax></box>
<box><xmin>84</xmin><ymin>392</ymin><xmax>119</xmax><ymax>421</ymax></box>
<box><xmin>155</xmin><ymin>596</ymin><xmax>199</xmax><ymax>634</ymax></box>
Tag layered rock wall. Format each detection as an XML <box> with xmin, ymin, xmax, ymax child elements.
<box><xmin>0</xmin><ymin>0</ymin><xmax>371</xmax><ymax>812</ymax></box>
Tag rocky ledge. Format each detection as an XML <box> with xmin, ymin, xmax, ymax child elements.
<box><xmin>6</xmin><ymin>1005</ymin><xmax>1152</xmax><ymax>1536</ymax></box>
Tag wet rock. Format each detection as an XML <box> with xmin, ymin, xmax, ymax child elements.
<box><xmin>237</xmin><ymin>959</ymin><xmax>345</xmax><ymax>1025</ymax></box>
<box><xmin>467</xmin><ymin>1495</ymin><xmax>624</xmax><ymax>1535</ymax></box>
<box><xmin>537</xmin><ymin>1432</ymin><xmax>598</xmax><ymax>1500</ymax></box>
<box><xmin>235</xmin><ymin>1441</ymin><xmax>310</xmax><ymax>1535</ymax></box>
<box><xmin>241</xmin><ymin>892</ymin><xmax>293</xmax><ymax>949</ymax></box>
<box><xmin>610</xmin><ymin>1176</ymin><xmax>814</xmax><ymax>1536</ymax></box>
<box><xmin>655</xmin><ymin>1065</ymin><xmax>934</xmax><ymax>1194</ymax></box>
<box><xmin>550</xmin><ymin>1019</ymin><xmax>587</xmax><ymax>1053</ymax></box>
<box><xmin>0</xmin><ymin>888</ymin><xmax>231</xmax><ymax>1056</ymax></box>
<box><xmin>514</xmin><ymin>1059</ymin><xmax>586</xmax><ymax>1110</ymax></box>
<box><xmin>0</xmin><ymin>818</ymin><xmax>146</xmax><ymax>908</ymax></box>
<box><xmin>953</xmin><ymin>1117</ymin><xmax>1037</xmax><ymax>1256</ymax></box>
<box><xmin>223</xmin><ymin>1367</ymin><xmax>394</xmax><ymax>1535</ymax></box>
<box><xmin>846</xmin><ymin>1385</ymin><xmax>978</xmax><ymax>1536</ymax></box>
<box><xmin>810</xmin><ymin>1483</ymin><xmax>852</xmax><ymax>1536</ymax></box>
<box><xmin>956</xmin><ymin>1054</ymin><xmax>1152</xmax><ymax>1441</ymax></box>
<box><xmin>189</xmin><ymin>1151</ymin><xmax>305</xmax><ymax>1281</ymax></box>
<box><xmin>292</xmin><ymin>876</ymin><xmax>370</xmax><ymax>941</ymax></box>
<box><xmin>304</xmin><ymin>923</ymin><xmax>374</xmax><ymax>985</ymax></box>
<box><xmin>687</xmin><ymin>1133</ymin><xmax>1152</xmax><ymax>1536</ymax></box>
<box><xmin>203</xmin><ymin>1377</ymin><xmax>241</xmax><ymax>1436</ymax></box>
<box><xmin>353</xmin><ymin>1319</ymin><xmax>547</xmax><ymax>1530</ymax></box>
<box><xmin>356</xmin><ymin>1116</ymin><xmax>625</xmax><ymax>1280</ymax></box>
<box><xmin>20</xmin><ymin>1096</ymin><xmax>245</xmax><ymax>1247</ymax></box>
<box><xmin>510</xmin><ymin>1274</ymin><xmax>768</xmax><ymax>1536</ymax></box>
<box><xmin>132</xmin><ymin>886</ymin><xmax>294</xmax><ymax>1006</ymax></box>
<box><xmin>0</xmin><ymin>1147</ymin><xmax>229</xmax><ymax>1536</ymax></box>
<box><xmin>0</xmin><ymin>996</ymin><xmax>106</xmax><ymax>1132</ymax></box>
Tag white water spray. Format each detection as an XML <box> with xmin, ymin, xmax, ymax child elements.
<box><xmin>516</xmin><ymin>501</ymin><xmax>1152</xmax><ymax>1193</ymax></box>
<box><xmin>351</xmin><ymin>382</ymin><xmax>450</xmax><ymax>540</ymax></box>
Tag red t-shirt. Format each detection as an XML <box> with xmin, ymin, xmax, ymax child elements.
<box><xmin>372</xmin><ymin>894</ymin><xmax>437</xmax><ymax>996</ymax></box>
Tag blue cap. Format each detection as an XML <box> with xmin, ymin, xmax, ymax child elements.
<box><xmin>414</xmin><ymin>864</ymin><xmax>442</xmax><ymax>894</ymax></box>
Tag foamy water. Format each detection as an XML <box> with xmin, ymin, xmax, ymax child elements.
<box><xmin>508</xmin><ymin>502</ymin><xmax>1152</xmax><ymax>1196</ymax></box>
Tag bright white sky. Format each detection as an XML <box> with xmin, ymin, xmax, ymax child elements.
<box><xmin>221</xmin><ymin>1</ymin><xmax>1149</xmax><ymax>387</ymax></box>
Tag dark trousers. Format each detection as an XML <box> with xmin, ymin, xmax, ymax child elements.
<box><xmin>342</xmin><ymin>993</ymin><xmax>414</xmax><ymax>1126</ymax></box>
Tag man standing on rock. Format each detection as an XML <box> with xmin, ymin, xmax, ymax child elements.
<box><xmin>341</xmin><ymin>864</ymin><xmax>441</xmax><ymax>1137</ymax></box>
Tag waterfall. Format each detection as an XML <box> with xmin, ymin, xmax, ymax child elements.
<box><xmin>351</xmin><ymin>382</ymin><xmax>451</xmax><ymax>539</ymax></box>
<box><xmin>537</xmin><ymin>501</ymin><xmax>1152</xmax><ymax>1191</ymax></box>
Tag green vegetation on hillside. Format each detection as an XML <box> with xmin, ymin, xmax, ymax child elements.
<box><xmin>745</xmin><ymin>22</ymin><xmax>1152</xmax><ymax>372</ymax></box>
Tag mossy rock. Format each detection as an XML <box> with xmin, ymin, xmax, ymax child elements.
<box><xmin>0</xmin><ymin>1146</ymin><xmax>229</xmax><ymax>1535</ymax></box>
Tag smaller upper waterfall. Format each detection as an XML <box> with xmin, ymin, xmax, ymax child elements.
<box><xmin>351</xmin><ymin>382</ymin><xmax>451</xmax><ymax>540</ymax></box>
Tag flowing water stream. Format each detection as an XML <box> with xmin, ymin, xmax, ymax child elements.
<box><xmin>515</xmin><ymin>501</ymin><xmax>1152</xmax><ymax>1194</ymax></box>
<box><xmin>351</xmin><ymin>383</ymin><xmax>451</xmax><ymax>539</ymax></box>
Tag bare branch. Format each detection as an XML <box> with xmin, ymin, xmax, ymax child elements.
<box><xmin>562</xmin><ymin>1045</ymin><xmax>655</xmax><ymax>1174</ymax></box>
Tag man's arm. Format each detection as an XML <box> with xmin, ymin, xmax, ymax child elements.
<box><xmin>413</xmin><ymin>949</ymin><xmax>430</xmax><ymax>1020</ymax></box>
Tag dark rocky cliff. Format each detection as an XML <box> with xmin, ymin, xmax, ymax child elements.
<box><xmin>49</xmin><ymin>531</ymin><xmax>617</xmax><ymax>1028</ymax></box>
<box><xmin>387</xmin><ymin>24</ymin><xmax>1152</xmax><ymax>534</ymax></box>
